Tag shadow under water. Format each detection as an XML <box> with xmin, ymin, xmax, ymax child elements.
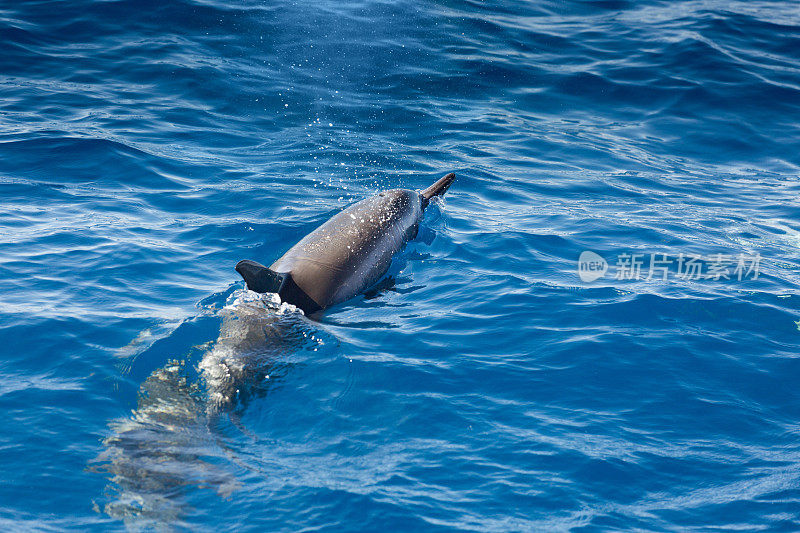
<box><xmin>92</xmin><ymin>290</ymin><xmax>320</xmax><ymax>530</ymax></box>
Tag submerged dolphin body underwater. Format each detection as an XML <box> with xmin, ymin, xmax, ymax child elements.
<box><xmin>95</xmin><ymin>175</ymin><xmax>455</xmax><ymax>525</ymax></box>
<box><xmin>236</xmin><ymin>172</ymin><xmax>455</xmax><ymax>314</ymax></box>
<box><xmin>96</xmin><ymin>293</ymin><xmax>315</xmax><ymax>525</ymax></box>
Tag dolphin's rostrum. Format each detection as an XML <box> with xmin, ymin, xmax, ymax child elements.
<box><xmin>236</xmin><ymin>172</ymin><xmax>455</xmax><ymax>314</ymax></box>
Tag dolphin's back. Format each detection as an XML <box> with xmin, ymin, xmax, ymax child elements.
<box><xmin>236</xmin><ymin>173</ymin><xmax>455</xmax><ymax>314</ymax></box>
<box><xmin>271</xmin><ymin>189</ymin><xmax>422</xmax><ymax>308</ymax></box>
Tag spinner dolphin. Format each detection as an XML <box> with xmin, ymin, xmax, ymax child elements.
<box><xmin>236</xmin><ymin>172</ymin><xmax>455</xmax><ymax>314</ymax></box>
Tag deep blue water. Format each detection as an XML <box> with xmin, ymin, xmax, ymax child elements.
<box><xmin>2</xmin><ymin>0</ymin><xmax>800</xmax><ymax>530</ymax></box>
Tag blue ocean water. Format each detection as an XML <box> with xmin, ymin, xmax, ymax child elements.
<box><xmin>2</xmin><ymin>0</ymin><xmax>800</xmax><ymax>530</ymax></box>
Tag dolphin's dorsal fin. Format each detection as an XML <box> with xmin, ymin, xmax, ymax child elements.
<box><xmin>234</xmin><ymin>260</ymin><xmax>322</xmax><ymax>314</ymax></box>
<box><xmin>235</xmin><ymin>260</ymin><xmax>286</xmax><ymax>293</ymax></box>
<box><xmin>421</xmin><ymin>172</ymin><xmax>455</xmax><ymax>203</ymax></box>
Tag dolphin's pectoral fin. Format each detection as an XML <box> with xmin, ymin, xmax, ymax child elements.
<box><xmin>235</xmin><ymin>260</ymin><xmax>285</xmax><ymax>293</ymax></box>
<box><xmin>235</xmin><ymin>260</ymin><xmax>322</xmax><ymax>315</ymax></box>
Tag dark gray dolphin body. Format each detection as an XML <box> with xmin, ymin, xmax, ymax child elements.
<box><xmin>236</xmin><ymin>172</ymin><xmax>455</xmax><ymax>314</ymax></box>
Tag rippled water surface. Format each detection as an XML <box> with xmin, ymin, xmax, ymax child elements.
<box><xmin>2</xmin><ymin>0</ymin><xmax>800</xmax><ymax>530</ymax></box>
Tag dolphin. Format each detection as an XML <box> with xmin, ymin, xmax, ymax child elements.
<box><xmin>235</xmin><ymin>172</ymin><xmax>455</xmax><ymax>314</ymax></box>
<box><xmin>95</xmin><ymin>174</ymin><xmax>459</xmax><ymax>523</ymax></box>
